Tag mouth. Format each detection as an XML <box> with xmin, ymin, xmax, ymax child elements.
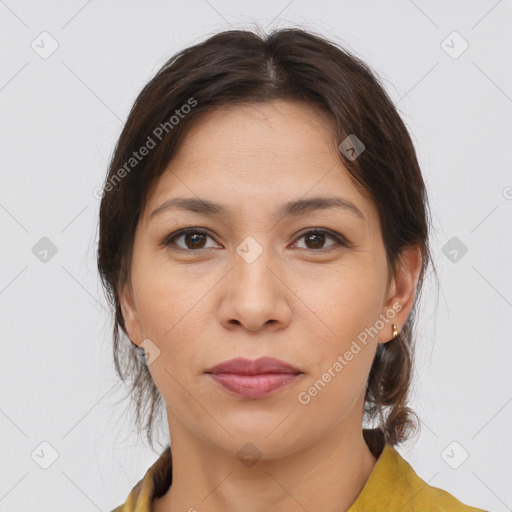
<box><xmin>205</xmin><ymin>357</ymin><xmax>304</xmax><ymax>399</ymax></box>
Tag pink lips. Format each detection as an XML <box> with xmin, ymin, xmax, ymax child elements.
<box><xmin>205</xmin><ymin>357</ymin><xmax>303</xmax><ymax>399</ymax></box>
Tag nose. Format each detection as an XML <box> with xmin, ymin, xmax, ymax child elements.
<box><xmin>217</xmin><ymin>249</ymin><xmax>292</xmax><ymax>334</ymax></box>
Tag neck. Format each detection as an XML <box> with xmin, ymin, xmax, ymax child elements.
<box><xmin>153</xmin><ymin>418</ymin><xmax>379</xmax><ymax>512</ymax></box>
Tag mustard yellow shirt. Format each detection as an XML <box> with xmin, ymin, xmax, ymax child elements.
<box><xmin>111</xmin><ymin>430</ymin><xmax>487</xmax><ymax>512</ymax></box>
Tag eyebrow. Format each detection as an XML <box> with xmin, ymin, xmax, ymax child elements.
<box><xmin>149</xmin><ymin>195</ymin><xmax>365</xmax><ymax>222</ymax></box>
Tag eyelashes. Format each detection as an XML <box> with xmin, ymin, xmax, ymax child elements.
<box><xmin>164</xmin><ymin>228</ymin><xmax>217</xmax><ymax>252</ymax></box>
<box><xmin>163</xmin><ymin>227</ymin><xmax>349</xmax><ymax>254</ymax></box>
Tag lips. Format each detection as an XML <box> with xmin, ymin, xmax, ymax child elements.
<box><xmin>205</xmin><ymin>357</ymin><xmax>302</xmax><ymax>375</ymax></box>
<box><xmin>205</xmin><ymin>357</ymin><xmax>303</xmax><ymax>399</ymax></box>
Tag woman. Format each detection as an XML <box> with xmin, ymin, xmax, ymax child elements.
<box><xmin>98</xmin><ymin>27</ymin><xmax>486</xmax><ymax>511</ymax></box>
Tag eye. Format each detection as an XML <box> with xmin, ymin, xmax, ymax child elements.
<box><xmin>292</xmin><ymin>229</ymin><xmax>347</xmax><ymax>251</ymax></box>
<box><xmin>163</xmin><ymin>228</ymin><xmax>348</xmax><ymax>253</ymax></box>
<box><xmin>164</xmin><ymin>228</ymin><xmax>219</xmax><ymax>252</ymax></box>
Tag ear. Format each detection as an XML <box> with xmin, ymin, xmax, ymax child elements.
<box><xmin>119</xmin><ymin>279</ymin><xmax>143</xmax><ymax>347</ymax></box>
<box><xmin>378</xmin><ymin>244</ymin><xmax>423</xmax><ymax>344</ymax></box>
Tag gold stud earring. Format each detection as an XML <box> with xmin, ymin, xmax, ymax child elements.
<box><xmin>392</xmin><ymin>324</ymin><xmax>399</xmax><ymax>338</ymax></box>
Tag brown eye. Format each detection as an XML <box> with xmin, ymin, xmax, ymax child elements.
<box><xmin>304</xmin><ymin>232</ymin><xmax>326</xmax><ymax>249</ymax></box>
<box><xmin>164</xmin><ymin>228</ymin><xmax>347</xmax><ymax>253</ymax></box>
<box><xmin>294</xmin><ymin>230</ymin><xmax>346</xmax><ymax>251</ymax></box>
<box><xmin>164</xmin><ymin>229</ymin><xmax>217</xmax><ymax>251</ymax></box>
<box><xmin>182</xmin><ymin>232</ymin><xmax>207</xmax><ymax>249</ymax></box>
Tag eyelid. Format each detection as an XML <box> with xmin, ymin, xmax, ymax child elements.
<box><xmin>163</xmin><ymin>228</ymin><xmax>218</xmax><ymax>251</ymax></box>
<box><xmin>163</xmin><ymin>227</ymin><xmax>350</xmax><ymax>252</ymax></box>
<box><xmin>293</xmin><ymin>227</ymin><xmax>349</xmax><ymax>248</ymax></box>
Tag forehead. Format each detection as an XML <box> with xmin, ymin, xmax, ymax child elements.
<box><xmin>173</xmin><ymin>100</ymin><xmax>338</xmax><ymax>164</ymax></box>
<box><xmin>144</xmin><ymin>100</ymin><xmax>377</xmax><ymax>226</ymax></box>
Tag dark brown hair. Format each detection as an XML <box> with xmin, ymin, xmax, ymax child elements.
<box><xmin>97</xmin><ymin>26</ymin><xmax>436</xmax><ymax>450</ymax></box>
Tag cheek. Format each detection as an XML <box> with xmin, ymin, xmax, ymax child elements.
<box><xmin>297</xmin><ymin>267</ymin><xmax>384</xmax><ymax>345</ymax></box>
<box><xmin>133</xmin><ymin>256</ymin><xmax>213</xmax><ymax>340</ymax></box>
<box><xmin>131</xmin><ymin>275</ymin><xmax>213</xmax><ymax>400</ymax></box>
<box><xmin>142</xmin><ymin>315</ymin><xmax>208</xmax><ymax>416</ymax></box>
<box><xmin>291</xmin><ymin>269</ymin><xmax>383</xmax><ymax>405</ymax></box>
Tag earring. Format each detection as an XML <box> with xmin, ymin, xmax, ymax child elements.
<box><xmin>392</xmin><ymin>324</ymin><xmax>399</xmax><ymax>338</ymax></box>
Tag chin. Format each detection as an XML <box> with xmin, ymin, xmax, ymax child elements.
<box><xmin>201</xmin><ymin>418</ymin><xmax>310</xmax><ymax>461</ymax></box>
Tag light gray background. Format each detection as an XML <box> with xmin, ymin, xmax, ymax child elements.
<box><xmin>1</xmin><ymin>1</ymin><xmax>511</xmax><ymax>510</ymax></box>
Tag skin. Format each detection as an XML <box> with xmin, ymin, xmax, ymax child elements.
<box><xmin>120</xmin><ymin>99</ymin><xmax>422</xmax><ymax>512</ymax></box>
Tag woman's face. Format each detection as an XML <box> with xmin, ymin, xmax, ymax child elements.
<box><xmin>120</xmin><ymin>100</ymin><xmax>418</xmax><ymax>458</ymax></box>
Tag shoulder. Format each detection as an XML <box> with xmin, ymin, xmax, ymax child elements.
<box><xmin>109</xmin><ymin>445</ymin><xmax>173</xmax><ymax>512</ymax></box>
<box><xmin>349</xmin><ymin>438</ymin><xmax>488</xmax><ymax>512</ymax></box>
<box><xmin>383</xmin><ymin>444</ymin><xmax>487</xmax><ymax>511</ymax></box>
